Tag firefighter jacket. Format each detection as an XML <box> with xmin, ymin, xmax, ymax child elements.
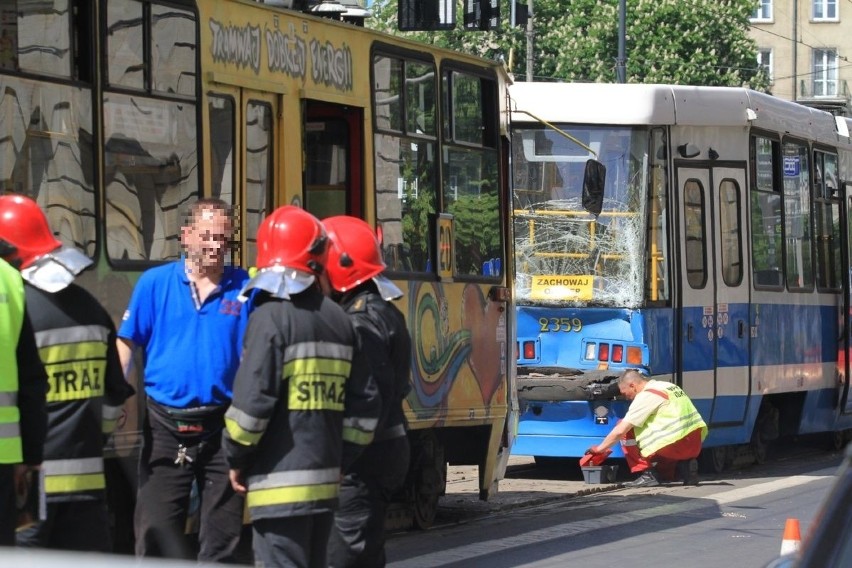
<box><xmin>223</xmin><ymin>287</ymin><xmax>380</xmax><ymax>521</ymax></box>
<box><xmin>0</xmin><ymin>259</ymin><xmax>47</xmax><ymax>466</ymax></box>
<box><xmin>25</xmin><ymin>283</ymin><xmax>134</xmax><ymax>501</ymax></box>
<box><xmin>634</xmin><ymin>381</ymin><xmax>708</xmax><ymax>457</ymax></box>
<box><xmin>340</xmin><ymin>285</ymin><xmax>411</xmax><ymax>444</ymax></box>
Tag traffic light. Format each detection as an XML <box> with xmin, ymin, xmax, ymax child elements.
<box><xmin>398</xmin><ymin>0</ymin><xmax>455</xmax><ymax>31</ymax></box>
<box><xmin>512</xmin><ymin>1</ymin><xmax>529</xmax><ymax>27</ymax></box>
<box><xmin>463</xmin><ymin>0</ymin><xmax>500</xmax><ymax>31</ymax></box>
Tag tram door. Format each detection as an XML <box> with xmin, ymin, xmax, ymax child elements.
<box><xmin>303</xmin><ymin>101</ymin><xmax>364</xmax><ymax>220</ymax></box>
<box><xmin>676</xmin><ymin>165</ymin><xmax>750</xmax><ymax>428</ymax></box>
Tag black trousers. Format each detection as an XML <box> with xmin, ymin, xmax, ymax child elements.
<box><xmin>17</xmin><ymin>499</ymin><xmax>111</xmax><ymax>551</ymax></box>
<box><xmin>328</xmin><ymin>436</ymin><xmax>410</xmax><ymax>568</ymax></box>
<box><xmin>0</xmin><ymin>465</ymin><xmax>15</xmax><ymax>546</ymax></box>
<box><xmin>253</xmin><ymin>512</ymin><xmax>334</xmax><ymax>568</ymax></box>
<box><xmin>134</xmin><ymin>409</ymin><xmax>244</xmax><ymax>562</ymax></box>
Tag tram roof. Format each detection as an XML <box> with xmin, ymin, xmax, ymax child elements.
<box><xmin>508</xmin><ymin>82</ymin><xmax>847</xmax><ymax>145</ymax></box>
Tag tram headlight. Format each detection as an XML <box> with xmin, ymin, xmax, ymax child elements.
<box><xmin>584</xmin><ymin>343</ymin><xmax>596</xmax><ymax>360</ymax></box>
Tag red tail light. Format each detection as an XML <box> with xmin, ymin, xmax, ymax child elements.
<box><xmin>598</xmin><ymin>343</ymin><xmax>609</xmax><ymax>361</ymax></box>
<box><xmin>612</xmin><ymin>344</ymin><xmax>624</xmax><ymax>363</ymax></box>
<box><xmin>523</xmin><ymin>341</ymin><xmax>536</xmax><ymax>359</ymax></box>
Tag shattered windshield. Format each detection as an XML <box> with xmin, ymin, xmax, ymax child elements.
<box><xmin>512</xmin><ymin>125</ymin><xmax>648</xmax><ymax>307</ymax></box>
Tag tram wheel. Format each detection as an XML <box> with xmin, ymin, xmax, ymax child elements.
<box><xmin>410</xmin><ymin>433</ymin><xmax>445</xmax><ymax>530</ymax></box>
<box><xmin>825</xmin><ymin>430</ymin><xmax>847</xmax><ymax>452</ymax></box>
<box><xmin>751</xmin><ymin>433</ymin><xmax>768</xmax><ymax>465</ymax></box>
<box><xmin>698</xmin><ymin>445</ymin><xmax>728</xmax><ymax>474</ymax></box>
<box><xmin>412</xmin><ymin>472</ymin><xmax>441</xmax><ymax>529</ymax></box>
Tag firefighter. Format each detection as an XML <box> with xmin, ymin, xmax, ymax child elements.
<box><xmin>322</xmin><ymin>216</ymin><xmax>412</xmax><ymax>568</ymax></box>
<box><xmin>223</xmin><ymin>206</ymin><xmax>380</xmax><ymax>568</ymax></box>
<box><xmin>0</xmin><ymin>195</ymin><xmax>134</xmax><ymax>551</ymax></box>
<box><xmin>0</xmin><ymin>251</ymin><xmax>48</xmax><ymax>546</ymax></box>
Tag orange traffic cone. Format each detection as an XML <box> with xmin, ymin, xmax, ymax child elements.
<box><xmin>779</xmin><ymin>518</ymin><xmax>801</xmax><ymax>555</ymax></box>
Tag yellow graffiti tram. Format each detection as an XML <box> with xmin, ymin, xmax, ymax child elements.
<box><xmin>0</xmin><ymin>0</ymin><xmax>516</xmax><ymax>543</ymax></box>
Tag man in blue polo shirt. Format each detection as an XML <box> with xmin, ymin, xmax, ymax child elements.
<box><xmin>117</xmin><ymin>198</ymin><xmax>249</xmax><ymax>562</ymax></box>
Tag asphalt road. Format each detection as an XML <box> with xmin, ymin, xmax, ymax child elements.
<box><xmin>387</xmin><ymin>439</ymin><xmax>847</xmax><ymax>567</ymax></box>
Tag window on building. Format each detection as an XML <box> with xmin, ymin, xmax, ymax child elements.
<box><xmin>757</xmin><ymin>49</ymin><xmax>773</xmax><ymax>84</ymax></box>
<box><xmin>813</xmin><ymin>49</ymin><xmax>838</xmax><ymax>96</ymax></box>
<box><xmin>812</xmin><ymin>0</ymin><xmax>838</xmax><ymax>21</ymax></box>
<box><xmin>751</xmin><ymin>0</ymin><xmax>772</xmax><ymax>21</ymax></box>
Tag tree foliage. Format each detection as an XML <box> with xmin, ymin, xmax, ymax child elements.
<box><xmin>367</xmin><ymin>0</ymin><xmax>768</xmax><ymax>90</ymax></box>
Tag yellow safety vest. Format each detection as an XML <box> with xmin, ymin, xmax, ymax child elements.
<box><xmin>0</xmin><ymin>259</ymin><xmax>25</xmax><ymax>464</ymax></box>
<box><xmin>634</xmin><ymin>382</ymin><xmax>708</xmax><ymax>457</ymax></box>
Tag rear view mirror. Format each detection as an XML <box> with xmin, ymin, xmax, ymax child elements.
<box><xmin>582</xmin><ymin>159</ymin><xmax>606</xmax><ymax>216</ymax></box>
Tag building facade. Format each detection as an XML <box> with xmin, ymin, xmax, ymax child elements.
<box><xmin>749</xmin><ymin>0</ymin><xmax>851</xmax><ymax>115</ymax></box>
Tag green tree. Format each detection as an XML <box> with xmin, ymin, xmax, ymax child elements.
<box><xmin>368</xmin><ymin>0</ymin><xmax>769</xmax><ymax>90</ymax></box>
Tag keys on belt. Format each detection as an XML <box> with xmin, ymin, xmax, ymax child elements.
<box><xmin>174</xmin><ymin>444</ymin><xmax>194</xmax><ymax>466</ymax></box>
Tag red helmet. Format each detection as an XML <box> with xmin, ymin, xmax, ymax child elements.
<box><xmin>0</xmin><ymin>194</ymin><xmax>62</xmax><ymax>268</ymax></box>
<box><xmin>322</xmin><ymin>216</ymin><xmax>386</xmax><ymax>293</ymax></box>
<box><xmin>255</xmin><ymin>205</ymin><xmax>327</xmax><ymax>273</ymax></box>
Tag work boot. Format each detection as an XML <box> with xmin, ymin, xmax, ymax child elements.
<box><xmin>623</xmin><ymin>469</ymin><xmax>660</xmax><ymax>488</ymax></box>
<box><xmin>677</xmin><ymin>458</ymin><xmax>699</xmax><ymax>486</ymax></box>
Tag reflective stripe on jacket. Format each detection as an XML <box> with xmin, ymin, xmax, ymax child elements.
<box><xmin>634</xmin><ymin>382</ymin><xmax>708</xmax><ymax>457</ymax></box>
<box><xmin>0</xmin><ymin>260</ymin><xmax>24</xmax><ymax>464</ymax></box>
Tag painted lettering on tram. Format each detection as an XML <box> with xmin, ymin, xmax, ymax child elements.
<box><xmin>209</xmin><ymin>19</ymin><xmax>262</xmax><ymax>74</ymax></box>
<box><xmin>309</xmin><ymin>38</ymin><xmax>353</xmax><ymax>92</ymax></box>
<box><xmin>266</xmin><ymin>27</ymin><xmax>307</xmax><ymax>79</ymax></box>
<box><xmin>207</xmin><ymin>18</ymin><xmax>354</xmax><ymax>93</ymax></box>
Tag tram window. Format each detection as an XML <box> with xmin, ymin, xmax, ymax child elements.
<box><xmin>443</xmin><ymin>146</ymin><xmax>500</xmax><ymax>276</ymax></box>
<box><xmin>719</xmin><ymin>180</ymin><xmax>743</xmax><ymax>287</ymax></box>
<box><xmin>0</xmin><ymin>77</ymin><xmax>96</xmax><ymax>256</ymax></box>
<box><xmin>442</xmin><ymin>69</ymin><xmax>501</xmax><ymax>277</ymax></box>
<box><xmin>374</xmin><ymin>133</ymin><xmax>437</xmax><ymax>273</ymax></box>
<box><xmin>405</xmin><ymin>61</ymin><xmax>435</xmax><ymax>136</ymax></box>
<box><xmin>751</xmin><ymin>190</ymin><xmax>783</xmax><ymax>288</ymax></box>
<box><xmin>7</xmin><ymin>0</ymin><xmax>73</xmax><ymax>78</ymax></box>
<box><xmin>750</xmin><ymin>135</ymin><xmax>783</xmax><ymax>289</ymax></box>
<box><xmin>373</xmin><ymin>52</ymin><xmax>439</xmax><ymax>274</ymax></box>
<box><xmin>645</xmin><ymin>128</ymin><xmax>669</xmax><ymax>302</ymax></box>
<box><xmin>305</xmin><ymin>119</ymin><xmax>348</xmax><ymax>219</ymax></box>
<box><xmin>814</xmin><ymin>150</ymin><xmax>841</xmax><ymax>290</ymax></box>
<box><xmin>106</xmin><ymin>0</ymin><xmax>145</xmax><ymax>90</ymax></box>
<box><xmin>151</xmin><ymin>4</ymin><xmax>196</xmax><ymax>97</ymax></box>
<box><xmin>373</xmin><ymin>55</ymin><xmax>403</xmax><ymax>133</ymax></box>
<box><xmin>445</xmin><ymin>72</ymin><xmax>483</xmax><ymax>145</ymax></box>
<box><xmin>245</xmin><ymin>101</ymin><xmax>273</xmax><ymax>268</ymax></box>
<box><xmin>208</xmin><ymin>95</ymin><xmax>235</xmax><ymax>206</ymax></box>
<box><xmin>683</xmin><ymin>180</ymin><xmax>707</xmax><ymax>289</ymax></box>
<box><xmin>752</xmin><ymin>136</ymin><xmax>776</xmax><ymax>193</ymax></box>
<box><xmin>104</xmin><ymin>94</ymin><xmax>198</xmax><ymax>262</ymax></box>
<box><xmin>782</xmin><ymin>141</ymin><xmax>813</xmax><ymax>290</ymax></box>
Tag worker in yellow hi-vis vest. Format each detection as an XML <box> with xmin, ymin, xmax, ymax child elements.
<box><xmin>0</xmin><ymin>250</ymin><xmax>47</xmax><ymax>546</ymax></box>
<box><xmin>587</xmin><ymin>369</ymin><xmax>708</xmax><ymax>487</ymax></box>
<box><xmin>0</xmin><ymin>195</ymin><xmax>133</xmax><ymax>551</ymax></box>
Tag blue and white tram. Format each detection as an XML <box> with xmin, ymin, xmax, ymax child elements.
<box><xmin>508</xmin><ymin>83</ymin><xmax>852</xmax><ymax>471</ymax></box>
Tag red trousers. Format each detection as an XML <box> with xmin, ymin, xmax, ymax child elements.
<box><xmin>620</xmin><ymin>423</ymin><xmax>704</xmax><ymax>481</ymax></box>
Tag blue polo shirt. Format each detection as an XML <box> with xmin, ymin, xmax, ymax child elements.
<box><xmin>118</xmin><ymin>261</ymin><xmax>250</xmax><ymax>408</ymax></box>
